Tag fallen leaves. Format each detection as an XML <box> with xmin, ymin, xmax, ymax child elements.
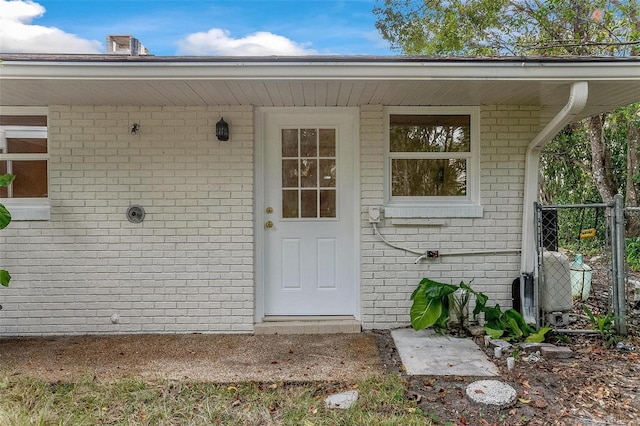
<box><xmin>534</xmin><ymin>399</ymin><xmax>548</xmax><ymax>409</ymax></box>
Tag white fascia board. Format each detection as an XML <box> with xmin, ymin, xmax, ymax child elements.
<box><xmin>2</xmin><ymin>60</ymin><xmax>640</xmax><ymax>82</ymax></box>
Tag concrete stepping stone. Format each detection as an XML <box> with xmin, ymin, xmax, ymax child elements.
<box><xmin>324</xmin><ymin>390</ymin><xmax>358</xmax><ymax>409</ymax></box>
<box><xmin>466</xmin><ymin>380</ymin><xmax>517</xmax><ymax>408</ymax></box>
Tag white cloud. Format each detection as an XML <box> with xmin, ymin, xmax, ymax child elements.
<box><xmin>178</xmin><ymin>28</ymin><xmax>318</xmax><ymax>56</ymax></box>
<box><xmin>0</xmin><ymin>0</ymin><xmax>102</xmax><ymax>53</ymax></box>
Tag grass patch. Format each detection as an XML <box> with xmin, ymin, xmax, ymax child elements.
<box><xmin>0</xmin><ymin>373</ymin><xmax>431</xmax><ymax>425</ymax></box>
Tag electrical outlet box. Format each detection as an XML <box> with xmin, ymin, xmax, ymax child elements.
<box><xmin>427</xmin><ymin>250</ymin><xmax>439</xmax><ymax>258</ymax></box>
<box><xmin>368</xmin><ymin>206</ymin><xmax>381</xmax><ymax>223</ymax></box>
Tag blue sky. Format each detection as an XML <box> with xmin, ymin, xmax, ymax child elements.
<box><xmin>0</xmin><ymin>0</ymin><xmax>396</xmax><ymax>55</ymax></box>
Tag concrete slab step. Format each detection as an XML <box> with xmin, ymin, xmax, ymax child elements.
<box><xmin>254</xmin><ymin>317</ymin><xmax>361</xmax><ymax>334</ymax></box>
<box><xmin>391</xmin><ymin>328</ymin><xmax>500</xmax><ymax>376</ymax></box>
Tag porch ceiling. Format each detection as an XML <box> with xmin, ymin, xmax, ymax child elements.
<box><xmin>1</xmin><ymin>55</ymin><xmax>640</xmax><ymax>121</ymax></box>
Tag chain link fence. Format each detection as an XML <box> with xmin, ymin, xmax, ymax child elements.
<box><xmin>534</xmin><ymin>202</ymin><xmax>617</xmax><ymax>330</ymax></box>
<box><xmin>624</xmin><ymin>208</ymin><xmax>640</xmax><ymax>330</ymax></box>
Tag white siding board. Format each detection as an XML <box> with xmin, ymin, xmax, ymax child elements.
<box><xmin>275</xmin><ymin>81</ymin><xmax>295</xmax><ymax>106</ymax></box>
<box><xmin>264</xmin><ymin>82</ymin><xmax>285</xmax><ymax>106</ymax></box>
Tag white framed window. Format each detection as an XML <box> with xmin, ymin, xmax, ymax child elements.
<box><xmin>383</xmin><ymin>106</ymin><xmax>482</xmax><ymax>218</ymax></box>
<box><xmin>0</xmin><ymin>112</ymin><xmax>50</xmax><ymax>221</ymax></box>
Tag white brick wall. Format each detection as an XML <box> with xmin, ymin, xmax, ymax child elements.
<box><xmin>359</xmin><ymin>104</ymin><xmax>540</xmax><ymax>330</ymax></box>
<box><xmin>0</xmin><ymin>106</ymin><xmax>254</xmax><ymax>335</ymax></box>
<box><xmin>1</xmin><ymin>103</ymin><xmax>539</xmax><ymax>335</ymax></box>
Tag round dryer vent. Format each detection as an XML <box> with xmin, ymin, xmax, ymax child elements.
<box><xmin>126</xmin><ymin>205</ymin><xmax>145</xmax><ymax>223</ymax></box>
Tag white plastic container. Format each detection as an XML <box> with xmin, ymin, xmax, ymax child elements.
<box><xmin>540</xmin><ymin>250</ymin><xmax>573</xmax><ymax>312</ymax></box>
<box><xmin>570</xmin><ymin>253</ymin><xmax>592</xmax><ymax>301</ymax></box>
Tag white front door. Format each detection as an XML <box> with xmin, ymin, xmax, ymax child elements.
<box><xmin>260</xmin><ymin>109</ymin><xmax>358</xmax><ymax>316</ymax></box>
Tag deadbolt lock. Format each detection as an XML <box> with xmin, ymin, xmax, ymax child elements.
<box><xmin>266</xmin><ymin>207</ymin><xmax>273</xmax><ymax>214</ymax></box>
<box><xmin>265</xmin><ymin>220</ymin><xmax>274</xmax><ymax>229</ymax></box>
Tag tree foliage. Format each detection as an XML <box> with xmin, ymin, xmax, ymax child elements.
<box><xmin>374</xmin><ymin>0</ymin><xmax>640</xmax><ymax>213</ymax></box>
<box><xmin>374</xmin><ymin>0</ymin><xmax>640</xmax><ymax>56</ymax></box>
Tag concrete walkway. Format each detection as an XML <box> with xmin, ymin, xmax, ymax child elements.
<box><xmin>391</xmin><ymin>328</ymin><xmax>500</xmax><ymax>376</ymax></box>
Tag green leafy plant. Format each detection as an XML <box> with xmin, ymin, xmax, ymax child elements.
<box><xmin>0</xmin><ymin>173</ymin><xmax>15</xmax><ymax>287</ymax></box>
<box><xmin>626</xmin><ymin>237</ymin><xmax>640</xmax><ymax>271</ymax></box>
<box><xmin>524</xmin><ymin>326</ymin><xmax>552</xmax><ymax>343</ymax></box>
<box><xmin>583</xmin><ymin>305</ymin><xmax>618</xmax><ymax>348</ymax></box>
<box><xmin>410</xmin><ymin>278</ymin><xmax>459</xmax><ymax>333</ymax></box>
<box><xmin>410</xmin><ymin>278</ymin><xmax>541</xmax><ymax>342</ymax></box>
<box><xmin>460</xmin><ymin>282</ymin><xmax>537</xmax><ymax>341</ymax></box>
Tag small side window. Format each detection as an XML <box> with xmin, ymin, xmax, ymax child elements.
<box><xmin>0</xmin><ymin>114</ymin><xmax>49</xmax><ymax>220</ymax></box>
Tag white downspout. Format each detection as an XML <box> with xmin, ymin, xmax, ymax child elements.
<box><xmin>521</xmin><ymin>81</ymin><xmax>589</xmax><ymax>274</ymax></box>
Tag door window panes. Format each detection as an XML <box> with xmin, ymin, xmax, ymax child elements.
<box><xmin>281</xmin><ymin>128</ymin><xmax>337</xmax><ymax>219</ymax></box>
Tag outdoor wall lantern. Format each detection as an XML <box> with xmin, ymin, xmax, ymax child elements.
<box><xmin>216</xmin><ymin>117</ymin><xmax>229</xmax><ymax>141</ymax></box>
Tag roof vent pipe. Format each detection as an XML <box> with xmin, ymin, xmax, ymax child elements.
<box><xmin>520</xmin><ymin>81</ymin><xmax>589</xmax><ymax>274</ymax></box>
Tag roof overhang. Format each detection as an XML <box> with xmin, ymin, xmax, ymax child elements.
<box><xmin>1</xmin><ymin>54</ymin><xmax>640</xmax><ymax>121</ymax></box>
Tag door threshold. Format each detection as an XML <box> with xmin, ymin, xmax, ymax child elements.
<box><xmin>255</xmin><ymin>316</ymin><xmax>361</xmax><ymax>335</ymax></box>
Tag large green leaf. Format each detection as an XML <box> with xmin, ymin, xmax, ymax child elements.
<box><xmin>422</xmin><ymin>279</ymin><xmax>458</xmax><ymax>299</ymax></box>
<box><xmin>503</xmin><ymin>308</ymin><xmax>535</xmax><ymax>336</ymax></box>
<box><xmin>410</xmin><ymin>293</ymin><xmax>444</xmax><ymax>331</ymax></box>
<box><xmin>0</xmin><ymin>269</ymin><xmax>10</xmax><ymax>287</ymax></box>
<box><xmin>0</xmin><ymin>204</ymin><xmax>11</xmax><ymax>230</ymax></box>
<box><xmin>0</xmin><ymin>174</ymin><xmax>15</xmax><ymax>187</ymax></box>
<box><xmin>484</xmin><ymin>326</ymin><xmax>504</xmax><ymax>339</ymax></box>
<box><xmin>525</xmin><ymin>327</ymin><xmax>551</xmax><ymax>343</ymax></box>
<box><xmin>411</xmin><ymin>279</ymin><xmax>429</xmax><ymax>300</ymax></box>
<box><xmin>410</xmin><ymin>278</ymin><xmax>459</xmax><ymax>331</ymax></box>
<box><xmin>504</xmin><ymin>317</ymin><xmax>524</xmax><ymax>339</ymax></box>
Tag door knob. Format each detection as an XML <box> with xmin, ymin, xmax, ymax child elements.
<box><xmin>266</xmin><ymin>206</ymin><xmax>273</xmax><ymax>214</ymax></box>
<box><xmin>265</xmin><ymin>220</ymin><xmax>274</xmax><ymax>229</ymax></box>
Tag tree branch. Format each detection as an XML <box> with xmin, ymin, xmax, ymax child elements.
<box><xmin>542</xmin><ymin>152</ymin><xmax>592</xmax><ymax>176</ymax></box>
<box><xmin>522</xmin><ymin>40</ymin><xmax>640</xmax><ymax>50</ymax></box>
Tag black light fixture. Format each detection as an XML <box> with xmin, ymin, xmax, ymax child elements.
<box><xmin>216</xmin><ymin>117</ymin><xmax>229</xmax><ymax>141</ymax></box>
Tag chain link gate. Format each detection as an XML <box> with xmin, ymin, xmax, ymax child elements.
<box><xmin>623</xmin><ymin>205</ymin><xmax>640</xmax><ymax>333</ymax></box>
<box><xmin>533</xmin><ymin>195</ymin><xmax>627</xmax><ymax>335</ymax></box>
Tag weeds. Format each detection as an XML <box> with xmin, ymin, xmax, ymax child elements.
<box><xmin>0</xmin><ymin>374</ymin><xmax>431</xmax><ymax>425</ymax></box>
<box><xmin>626</xmin><ymin>237</ymin><xmax>640</xmax><ymax>271</ymax></box>
<box><xmin>583</xmin><ymin>305</ymin><xmax>619</xmax><ymax>348</ymax></box>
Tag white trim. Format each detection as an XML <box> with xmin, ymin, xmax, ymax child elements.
<box><xmin>3</xmin><ymin>59</ymin><xmax>640</xmax><ymax>82</ymax></box>
<box><xmin>385</xmin><ymin>204</ymin><xmax>483</xmax><ymax>219</ymax></box>
<box><xmin>254</xmin><ymin>108</ymin><xmax>266</xmax><ymax>323</ymax></box>
<box><xmin>383</xmin><ymin>106</ymin><xmax>481</xmax><ymax>217</ymax></box>
<box><xmin>0</xmin><ymin>106</ymin><xmax>48</xmax><ymax>116</ymax></box>
<box><xmin>1</xmin><ymin>199</ymin><xmax>50</xmax><ymax>221</ymax></box>
<box><xmin>0</xmin><ymin>125</ymin><xmax>50</xmax><ymax>219</ymax></box>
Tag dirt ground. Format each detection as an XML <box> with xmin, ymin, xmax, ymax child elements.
<box><xmin>373</xmin><ymin>253</ymin><xmax>640</xmax><ymax>426</ymax></box>
<box><xmin>2</xmin><ymin>328</ymin><xmax>638</xmax><ymax>425</ymax></box>
<box><xmin>0</xmin><ymin>333</ymin><xmax>383</xmax><ymax>384</ymax></box>
<box><xmin>2</xmin><ymin>254</ymin><xmax>640</xmax><ymax>425</ymax></box>
<box><xmin>376</xmin><ymin>329</ymin><xmax>640</xmax><ymax>426</ymax></box>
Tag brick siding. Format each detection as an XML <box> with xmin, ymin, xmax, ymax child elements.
<box><xmin>0</xmin><ymin>103</ymin><xmax>539</xmax><ymax>334</ymax></box>
<box><xmin>0</xmin><ymin>106</ymin><xmax>254</xmax><ymax>335</ymax></box>
<box><xmin>359</xmin><ymin>105</ymin><xmax>540</xmax><ymax>330</ymax></box>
